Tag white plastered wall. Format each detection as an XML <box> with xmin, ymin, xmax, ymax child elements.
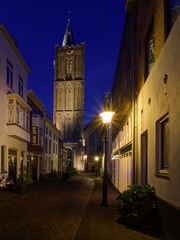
<box><xmin>137</xmin><ymin>16</ymin><xmax>180</xmax><ymax>208</ymax></box>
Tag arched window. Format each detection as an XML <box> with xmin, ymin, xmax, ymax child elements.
<box><xmin>57</xmin><ymin>84</ymin><xmax>65</xmax><ymax>110</ymax></box>
<box><xmin>65</xmin><ymin>83</ymin><xmax>74</xmax><ymax>110</ymax></box>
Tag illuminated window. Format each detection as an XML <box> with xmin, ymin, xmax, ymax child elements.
<box><xmin>8</xmin><ymin>101</ymin><xmax>14</xmax><ymax>122</ymax></box>
<box><xmin>32</xmin><ymin>126</ymin><xmax>38</xmax><ymax>144</ymax></box>
<box><xmin>145</xmin><ymin>23</ymin><xmax>155</xmax><ymax>79</ymax></box>
<box><xmin>6</xmin><ymin>60</ymin><xmax>13</xmax><ymax>88</ymax></box>
<box><xmin>156</xmin><ymin>114</ymin><xmax>169</xmax><ymax>176</ymax></box>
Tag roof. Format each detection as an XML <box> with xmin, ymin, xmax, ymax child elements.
<box><xmin>27</xmin><ymin>90</ymin><xmax>46</xmax><ymax>112</ymax></box>
<box><xmin>0</xmin><ymin>25</ymin><xmax>30</xmax><ymax>73</ymax></box>
<box><xmin>62</xmin><ymin>19</ymin><xmax>75</xmax><ymax>47</ymax></box>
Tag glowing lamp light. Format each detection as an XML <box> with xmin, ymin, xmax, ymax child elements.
<box><xmin>83</xmin><ymin>155</ymin><xmax>87</xmax><ymax>160</ymax></box>
<box><xmin>100</xmin><ymin>111</ymin><xmax>114</xmax><ymax>124</ymax></box>
<box><xmin>94</xmin><ymin>156</ymin><xmax>99</xmax><ymax>161</ymax></box>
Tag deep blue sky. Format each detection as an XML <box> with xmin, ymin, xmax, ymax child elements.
<box><xmin>1</xmin><ymin>0</ymin><xmax>125</xmax><ymax>125</ymax></box>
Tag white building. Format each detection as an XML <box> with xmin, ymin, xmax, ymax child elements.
<box><xmin>43</xmin><ymin>117</ymin><xmax>62</xmax><ymax>174</ymax></box>
<box><xmin>0</xmin><ymin>25</ymin><xmax>31</xmax><ymax>181</ymax></box>
<box><xmin>111</xmin><ymin>1</ymin><xmax>180</xmax><ymax>238</ymax></box>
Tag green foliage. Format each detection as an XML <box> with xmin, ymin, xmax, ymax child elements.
<box><xmin>69</xmin><ymin>168</ymin><xmax>78</xmax><ymax>176</ymax></box>
<box><xmin>16</xmin><ymin>169</ymin><xmax>32</xmax><ymax>193</ymax></box>
<box><xmin>62</xmin><ymin>171</ymin><xmax>71</xmax><ymax>180</ymax></box>
<box><xmin>62</xmin><ymin>168</ymin><xmax>78</xmax><ymax>180</ymax></box>
<box><xmin>116</xmin><ymin>185</ymin><xmax>161</xmax><ymax>231</ymax></box>
<box><xmin>39</xmin><ymin>173</ymin><xmax>49</xmax><ymax>180</ymax></box>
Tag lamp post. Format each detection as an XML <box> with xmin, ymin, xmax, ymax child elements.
<box><xmin>83</xmin><ymin>155</ymin><xmax>87</xmax><ymax>172</ymax></box>
<box><xmin>94</xmin><ymin>156</ymin><xmax>99</xmax><ymax>176</ymax></box>
<box><xmin>100</xmin><ymin>111</ymin><xmax>114</xmax><ymax>206</ymax></box>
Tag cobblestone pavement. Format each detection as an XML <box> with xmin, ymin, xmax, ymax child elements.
<box><xmin>0</xmin><ymin>176</ymin><xmax>163</xmax><ymax>240</ymax></box>
<box><xmin>0</xmin><ymin>176</ymin><xmax>94</xmax><ymax>240</ymax></box>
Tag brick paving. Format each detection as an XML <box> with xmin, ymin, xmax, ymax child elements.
<box><xmin>0</xmin><ymin>176</ymin><xmax>94</xmax><ymax>240</ymax></box>
<box><xmin>0</xmin><ymin>175</ymin><xmax>164</xmax><ymax>240</ymax></box>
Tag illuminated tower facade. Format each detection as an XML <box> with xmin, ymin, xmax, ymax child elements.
<box><xmin>53</xmin><ymin>19</ymin><xmax>85</xmax><ymax>169</ymax></box>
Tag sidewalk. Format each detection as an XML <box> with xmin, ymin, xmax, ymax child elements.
<box><xmin>75</xmin><ymin>177</ymin><xmax>164</xmax><ymax>240</ymax></box>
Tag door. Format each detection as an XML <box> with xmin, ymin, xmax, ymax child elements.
<box><xmin>141</xmin><ymin>130</ymin><xmax>148</xmax><ymax>185</ymax></box>
<box><xmin>8</xmin><ymin>149</ymin><xmax>17</xmax><ymax>182</ymax></box>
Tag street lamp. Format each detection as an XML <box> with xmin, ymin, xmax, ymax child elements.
<box><xmin>94</xmin><ymin>156</ymin><xmax>99</xmax><ymax>161</ymax></box>
<box><xmin>100</xmin><ymin>111</ymin><xmax>114</xmax><ymax>206</ymax></box>
<box><xmin>83</xmin><ymin>155</ymin><xmax>87</xmax><ymax>172</ymax></box>
<box><xmin>94</xmin><ymin>156</ymin><xmax>99</xmax><ymax>176</ymax></box>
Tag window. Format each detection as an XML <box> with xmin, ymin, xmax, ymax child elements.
<box><xmin>32</xmin><ymin>126</ymin><xmax>38</xmax><ymax>144</ymax></box>
<box><xmin>156</xmin><ymin>114</ymin><xmax>169</xmax><ymax>176</ymax></box>
<box><xmin>8</xmin><ymin>100</ymin><xmax>14</xmax><ymax>122</ymax></box>
<box><xmin>16</xmin><ymin>102</ymin><xmax>20</xmax><ymax>123</ymax></box>
<box><xmin>18</xmin><ymin>76</ymin><xmax>23</xmax><ymax>98</ymax></box>
<box><xmin>1</xmin><ymin>146</ymin><xmax>5</xmax><ymax>173</ymax></box>
<box><xmin>145</xmin><ymin>23</ymin><xmax>155</xmax><ymax>79</ymax></box>
<box><xmin>45</xmin><ymin>137</ymin><xmax>48</xmax><ymax>153</ymax></box>
<box><xmin>6</xmin><ymin>60</ymin><xmax>13</xmax><ymax>88</ymax></box>
<box><xmin>49</xmin><ymin>139</ymin><xmax>51</xmax><ymax>154</ymax></box>
<box><xmin>53</xmin><ymin>142</ymin><xmax>55</xmax><ymax>154</ymax></box>
<box><xmin>26</xmin><ymin>111</ymin><xmax>29</xmax><ymax>130</ymax></box>
<box><xmin>39</xmin><ymin>128</ymin><xmax>43</xmax><ymax>145</ymax></box>
<box><xmin>55</xmin><ymin>144</ymin><xmax>57</xmax><ymax>154</ymax></box>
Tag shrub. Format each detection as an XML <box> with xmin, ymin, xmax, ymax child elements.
<box><xmin>16</xmin><ymin>170</ymin><xmax>32</xmax><ymax>193</ymax></box>
<box><xmin>69</xmin><ymin>168</ymin><xmax>78</xmax><ymax>176</ymax></box>
<box><xmin>116</xmin><ymin>185</ymin><xmax>162</xmax><ymax>232</ymax></box>
<box><xmin>39</xmin><ymin>173</ymin><xmax>49</xmax><ymax>180</ymax></box>
<box><xmin>62</xmin><ymin>171</ymin><xmax>71</xmax><ymax>181</ymax></box>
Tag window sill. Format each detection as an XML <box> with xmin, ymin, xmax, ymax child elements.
<box><xmin>155</xmin><ymin>172</ymin><xmax>170</xmax><ymax>180</ymax></box>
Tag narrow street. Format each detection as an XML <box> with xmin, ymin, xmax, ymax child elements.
<box><xmin>0</xmin><ymin>175</ymin><xmax>163</xmax><ymax>240</ymax></box>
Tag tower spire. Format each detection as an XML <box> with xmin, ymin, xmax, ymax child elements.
<box><xmin>62</xmin><ymin>18</ymin><xmax>75</xmax><ymax>47</ymax></box>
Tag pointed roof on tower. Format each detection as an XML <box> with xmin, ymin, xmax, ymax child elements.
<box><xmin>62</xmin><ymin>19</ymin><xmax>75</xmax><ymax>47</ymax></box>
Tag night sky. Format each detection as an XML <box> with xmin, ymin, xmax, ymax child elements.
<box><xmin>1</xmin><ymin>0</ymin><xmax>125</xmax><ymax>125</ymax></box>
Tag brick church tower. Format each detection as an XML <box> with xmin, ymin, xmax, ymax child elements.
<box><xmin>53</xmin><ymin>19</ymin><xmax>85</xmax><ymax>170</ymax></box>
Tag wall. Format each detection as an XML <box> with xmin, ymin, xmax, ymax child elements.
<box><xmin>137</xmin><ymin>16</ymin><xmax>180</xmax><ymax>208</ymax></box>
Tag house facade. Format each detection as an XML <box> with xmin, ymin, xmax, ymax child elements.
<box><xmin>27</xmin><ymin>90</ymin><xmax>63</xmax><ymax>178</ymax></box>
<box><xmin>0</xmin><ymin>25</ymin><xmax>31</xmax><ymax>182</ymax></box>
<box><xmin>111</xmin><ymin>1</ymin><xmax>180</xmax><ymax>239</ymax></box>
<box><xmin>27</xmin><ymin>90</ymin><xmax>45</xmax><ymax>180</ymax></box>
<box><xmin>43</xmin><ymin>117</ymin><xmax>63</xmax><ymax>175</ymax></box>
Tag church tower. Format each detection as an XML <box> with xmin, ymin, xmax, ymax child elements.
<box><xmin>53</xmin><ymin>19</ymin><xmax>85</xmax><ymax>170</ymax></box>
